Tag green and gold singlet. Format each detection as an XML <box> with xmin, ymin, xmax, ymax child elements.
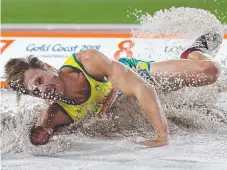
<box><xmin>56</xmin><ymin>54</ymin><xmax>113</xmax><ymax>121</ymax></box>
<box><xmin>56</xmin><ymin>55</ymin><xmax>154</xmax><ymax>121</ymax></box>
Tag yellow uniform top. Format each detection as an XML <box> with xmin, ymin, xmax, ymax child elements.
<box><xmin>56</xmin><ymin>54</ymin><xmax>113</xmax><ymax>121</ymax></box>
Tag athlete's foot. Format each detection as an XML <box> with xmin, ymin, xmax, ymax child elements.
<box><xmin>180</xmin><ymin>31</ymin><xmax>223</xmax><ymax>59</ymax></box>
<box><xmin>139</xmin><ymin>136</ymin><xmax>169</xmax><ymax>147</ymax></box>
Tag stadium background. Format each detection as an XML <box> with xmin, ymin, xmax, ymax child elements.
<box><xmin>2</xmin><ymin>0</ymin><xmax>227</xmax><ymax>24</ymax></box>
<box><xmin>1</xmin><ymin>0</ymin><xmax>227</xmax><ymax>88</ymax></box>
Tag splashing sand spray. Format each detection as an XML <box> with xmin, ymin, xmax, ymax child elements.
<box><xmin>1</xmin><ymin>7</ymin><xmax>227</xmax><ymax>156</ymax></box>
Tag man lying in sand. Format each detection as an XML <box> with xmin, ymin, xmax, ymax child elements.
<box><xmin>4</xmin><ymin>31</ymin><xmax>222</xmax><ymax>147</ymax></box>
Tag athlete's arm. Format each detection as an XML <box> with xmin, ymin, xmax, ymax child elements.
<box><xmin>30</xmin><ymin>103</ymin><xmax>72</xmax><ymax>145</ymax></box>
<box><xmin>77</xmin><ymin>49</ymin><xmax>169</xmax><ymax>147</ymax></box>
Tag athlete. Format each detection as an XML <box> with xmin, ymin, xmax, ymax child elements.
<box><xmin>4</xmin><ymin>31</ymin><xmax>222</xmax><ymax>147</ymax></box>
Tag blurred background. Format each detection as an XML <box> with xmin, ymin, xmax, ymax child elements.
<box><xmin>2</xmin><ymin>0</ymin><xmax>227</xmax><ymax>24</ymax></box>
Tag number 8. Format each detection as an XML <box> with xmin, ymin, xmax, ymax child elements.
<box><xmin>114</xmin><ymin>40</ymin><xmax>134</xmax><ymax>60</ymax></box>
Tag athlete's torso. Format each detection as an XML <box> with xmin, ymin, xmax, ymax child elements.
<box><xmin>56</xmin><ymin>55</ymin><xmax>154</xmax><ymax>121</ymax></box>
<box><xmin>56</xmin><ymin>54</ymin><xmax>115</xmax><ymax>121</ymax></box>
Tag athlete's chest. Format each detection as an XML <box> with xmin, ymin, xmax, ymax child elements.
<box><xmin>63</xmin><ymin>71</ymin><xmax>90</xmax><ymax>101</ymax></box>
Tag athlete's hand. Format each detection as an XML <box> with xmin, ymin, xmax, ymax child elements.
<box><xmin>30</xmin><ymin>126</ymin><xmax>53</xmax><ymax>145</ymax></box>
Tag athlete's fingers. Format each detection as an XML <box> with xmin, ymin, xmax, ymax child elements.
<box><xmin>30</xmin><ymin>126</ymin><xmax>51</xmax><ymax>145</ymax></box>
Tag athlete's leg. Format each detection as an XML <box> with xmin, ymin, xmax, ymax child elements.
<box><xmin>149</xmin><ymin>32</ymin><xmax>222</xmax><ymax>92</ymax></box>
<box><xmin>150</xmin><ymin>52</ymin><xmax>219</xmax><ymax>91</ymax></box>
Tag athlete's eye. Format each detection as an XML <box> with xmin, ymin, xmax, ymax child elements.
<box><xmin>36</xmin><ymin>76</ymin><xmax>43</xmax><ymax>85</ymax></box>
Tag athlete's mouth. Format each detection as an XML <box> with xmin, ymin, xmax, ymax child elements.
<box><xmin>50</xmin><ymin>88</ymin><xmax>56</xmax><ymax>96</ymax></box>
<box><xmin>44</xmin><ymin>88</ymin><xmax>56</xmax><ymax>99</ymax></box>
<box><xmin>31</xmin><ymin>87</ymin><xmax>73</xmax><ymax>104</ymax></box>
<box><xmin>33</xmin><ymin>87</ymin><xmax>57</xmax><ymax>101</ymax></box>
<box><xmin>30</xmin><ymin>86</ymin><xmax>64</xmax><ymax>103</ymax></box>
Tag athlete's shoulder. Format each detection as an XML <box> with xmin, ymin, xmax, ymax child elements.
<box><xmin>76</xmin><ymin>49</ymin><xmax>110</xmax><ymax>62</ymax></box>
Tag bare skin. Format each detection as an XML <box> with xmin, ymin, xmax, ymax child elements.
<box><xmin>23</xmin><ymin>49</ymin><xmax>219</xmax><ymax>147</ymax></box>
<box><xmin>149</xmin><ymin>51</ymin><xmax>219</xmax><ymax>92</ymax></box>
<box><xmin>140</xmin><ymin>51</ymin><xmax>219</xmax><ymax>147</ymax></box>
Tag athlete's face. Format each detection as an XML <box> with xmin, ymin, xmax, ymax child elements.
<box><xmin>23</xmin><ymin>66</ymin><xmax>65</xmax><ymax>99</ymax></box>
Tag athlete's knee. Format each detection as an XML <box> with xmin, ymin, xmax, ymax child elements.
<box><xmin>188</xmin><ymin>51</ymin><xmax>204</xmax><ymax>60</ymax></box>
<box><xmin>199</xmin><ymin>60</ymin><xmax>220</xmax><ymax>81</ymax></box>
